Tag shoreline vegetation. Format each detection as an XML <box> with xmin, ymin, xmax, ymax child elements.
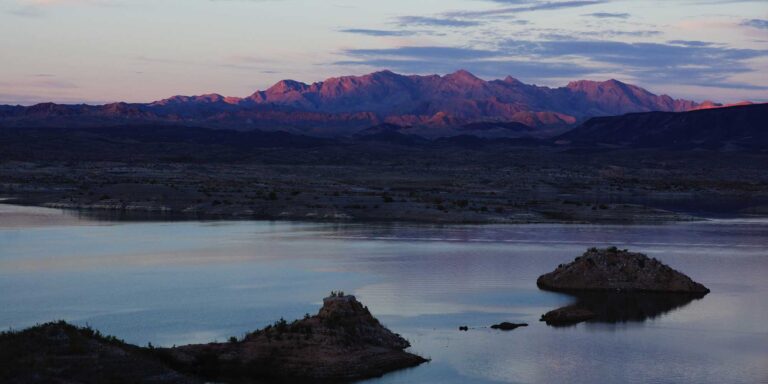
<box><xmin>0</xmin><ymin>199</ymin><xmax>705</xmax><ymax>225</ymax></box>
<box><xmin>2</xmin><ymin>145</ymin><xmax>767</xmax><ymax>226</ymax></box>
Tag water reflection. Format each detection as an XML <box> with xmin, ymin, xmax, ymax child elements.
<box><xmin>542</xmin><ymin>291</ymin><xmax>707</xmax><ymax>327</ymax></box>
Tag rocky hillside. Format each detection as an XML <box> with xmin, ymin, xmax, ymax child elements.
<box><xmin>556</xmin><ymin>103</ymin><xmax>768</xmax><ymax>150</ymax></box>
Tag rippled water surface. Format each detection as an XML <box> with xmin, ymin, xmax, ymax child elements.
<box><xmin>1</xmin><ymin>204</ymin><xmax>767</xmax><ymax>383</ymax></box>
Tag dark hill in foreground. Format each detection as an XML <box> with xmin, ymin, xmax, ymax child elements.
<box><xmin>557</xmin><ymin>103</ymin><xmax>768</xmax><ymax>150</ymax></box>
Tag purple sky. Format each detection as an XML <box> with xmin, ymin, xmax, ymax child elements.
<box><xmin>1</xmin><ymin>0</ymin><xmax>766</xmax><ymax>104</ymax></box>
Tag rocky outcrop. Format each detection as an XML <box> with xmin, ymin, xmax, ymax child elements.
<box><xmin>167</xmin><ymin>294</ymin><xmax>427</xmax><ymax>382</ymax></box>
<box><xmin>537</xmin><ymin>247</ymin><xmax>710</xmax><ymax>293</ymax></box>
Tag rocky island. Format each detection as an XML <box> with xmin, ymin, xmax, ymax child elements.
<box><xmin>166</xmin><ymin>293</ymin><xmax>427</xmax><ymax>382</ymax></box>
<box><xmin>537</xmin><ymin>247</ymin><xmax>710</xmax><ymax>325</ymax></box>
<box><xmin>0</xmin><ymin>293</ymin><xmax>427</xmax><ymax>383</ymax></box>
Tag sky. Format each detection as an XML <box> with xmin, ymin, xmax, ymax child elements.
<box><xmin>0</xmin><ymin>0</ymin><xmax>766</xmax><ymax>105</ymax></box>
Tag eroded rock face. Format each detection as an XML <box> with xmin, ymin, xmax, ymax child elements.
<box><xmin>537</xmin><ymin>248</ymin><xmax>710</xmax><ymax>293</ymax></box>
<box><xmin>167</xmin><ymin>294</ymin><xmax>427</xmax><ymax>382</ymax></box>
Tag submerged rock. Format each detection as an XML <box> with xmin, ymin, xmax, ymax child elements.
<box><xmin>537</xmin><ymin>247</ymin><xmax>709</xmax><ymax>293</ymax></box>
<box><xmin>540</xmin><ymin>305</ymin><xmax>596</xmax><ymax>326</ymax></box>
<box><xmin>490</xmin><ymin>322</ymin><xmax>529</xmax><ymax>331</ymax></box>
<box><xmin>167</xmin><ymin>294</ymin><xmax>428</xmax><ymax>382</ymax></box>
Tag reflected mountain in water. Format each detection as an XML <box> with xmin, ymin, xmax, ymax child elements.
<box><xmin>542</xmin><ymin>291</ymin><xmax>707</xmax><ymax>327</ymax></box>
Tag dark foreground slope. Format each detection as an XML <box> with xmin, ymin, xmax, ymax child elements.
<box><xmin>557</xmin><ymin>103</ymin><xmax>768</xmax><ymax>150</ymax></box>
<box><xmin>0</xmin><ymin>125</ymin><xmax>334</xmax><ymax>162</ymax></box>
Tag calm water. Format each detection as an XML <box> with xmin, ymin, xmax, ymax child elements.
<box><xmin>1</xmin><ymin>203</ymin><xmax>767</xmax><ymax>384</ymax></box>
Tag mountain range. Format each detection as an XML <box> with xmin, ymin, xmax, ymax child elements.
<box><xmin>0</xmin><ymin>70</ymin><xmax>726</xmax><ymax>138</ymax></box>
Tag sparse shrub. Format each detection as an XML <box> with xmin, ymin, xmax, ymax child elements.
<box><xmin>274</xmin><ymin>318</ymin><xmax>288</xmax><ymax>333</ymax></box>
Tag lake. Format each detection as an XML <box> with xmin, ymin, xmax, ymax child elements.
<box><xmin>1</xmin><ymin>203</ymin><xmax>766</xmax><ymax>384</ymax></box>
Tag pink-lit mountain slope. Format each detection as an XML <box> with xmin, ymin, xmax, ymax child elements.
<box><xmin>0</xmin><ymin>70</ymin><xmax>709</xmax><ymax>138</ymax></box>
